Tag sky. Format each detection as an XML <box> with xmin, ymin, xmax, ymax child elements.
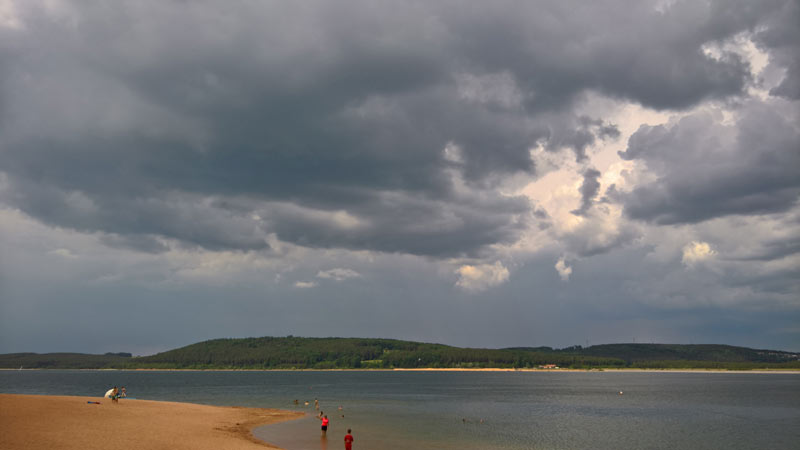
<box><xmin>0</xmin><ymin>0</ymin><xmax>798</xmax><ymax>355</ymax></box>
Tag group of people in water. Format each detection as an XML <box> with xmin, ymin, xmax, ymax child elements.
<box><xmin>103</xmin><ymin>386</ymin><xmax>126</xmax><ymax>403</ymax></box>
<box><xmin>293</xmin><ymin>397</ymin><xmax>354</xmax><ymax>449</ymax></box>
<box><xmin>318</xmin><ymin>412</ymin><xmax>354</xmax><ymax>449</ymax></box>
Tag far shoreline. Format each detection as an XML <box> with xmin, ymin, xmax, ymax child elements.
<box><xmin>3</xmin><ymin>367</ymin><xmax>799</xmax><ymax>373</ymax></box>
<box><xmin>395</xmin><ymin>367</ymin><xmax>800</xmax><ymax>374</ymax></box>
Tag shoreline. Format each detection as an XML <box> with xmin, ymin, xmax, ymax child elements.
<box><xmin>3</xmin><ymin>367</ymin><xmax>798</xmax><ymax>373</ymax></box>
<box><xmin>0</xmin><ymin>394</ymin><xmax>303</xmax><ymax>450</ymax></box>
<box><xmin>394</xmin><ymin>367</ymin><xmax>800</xmax><ymax>374</ymax></box>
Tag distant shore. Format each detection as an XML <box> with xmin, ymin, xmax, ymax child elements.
<box><xmin>0</xmin><ymin>394</ymin><xmax>303</xmax><ymax>450</ymax></box>
<box><xmin>3</xmin><ymin>367</ymin><xmax>798</xmax><ymax>374</ymax></box>
<box><xmin>393</xmin><ymin>368</ymin><xmax>800</xmax><ymax>374</ymax></box>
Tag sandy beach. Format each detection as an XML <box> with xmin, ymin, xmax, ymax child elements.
<box><xmin>0</xmin><ymin>394</ymin><xmax>303</xmax><ymax>450</ymax></box>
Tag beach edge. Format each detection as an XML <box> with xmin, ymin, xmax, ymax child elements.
<box><xmin>0</xmin><ymin>393</ymin><xmax>304</xmax><ymax>450</ymax></box>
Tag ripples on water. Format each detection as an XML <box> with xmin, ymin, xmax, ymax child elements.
<box><xmin>2</xmin><ymin>370</ymin><xmax>799</xmax><ymax>449</ymax></box>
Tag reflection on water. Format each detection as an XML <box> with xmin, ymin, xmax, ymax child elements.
<box><xmin>2</xmin><ymin>370</ymin><xmax>799</xmax><ymax>450</ymax></box>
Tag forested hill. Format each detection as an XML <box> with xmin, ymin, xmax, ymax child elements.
<box><xmin>569</xmin><ymin>343</ymin><xmax>799</xmax><ymax>364</ymax></box>
<box><xmin>0</xmin><ymin>352</ymin><xmax>132</xmax><ymax>369</ymax></box>
<box><xmin>508</xmin><ymin>343</ymin><xmax>800</xmax><ymax>368</ymax></box>
<box><xmin>1</xmin><ymin>337</ymin><xmax>798</xmax><ymax>370</ymax></box>
<box><xmin>131</xmin><ymin>337</ymin><xmax>624</xmax><ymax>369</ymax></box>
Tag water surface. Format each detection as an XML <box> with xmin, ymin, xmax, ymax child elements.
<box><xmin>1</xmin><ymin>370</ymin><xmax>798</xmax><ymax>449</ymax></box>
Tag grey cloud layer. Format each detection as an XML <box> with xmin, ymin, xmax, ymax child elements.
<box><xmin>572</xmin><ymin>168</ymin><xmax>602</xmax><ymax>217</ymax></box>
<box><xmin>752</xmin><ymin>0</ymin><xmax>800</xmax><ymax>99</ymax></box>
<box><xmin>0</xmin><ymin>0</ymin><xmax>794</xmax><ymax>256</ymax></box>
<box><xmin>619</xmin><ymin>99</ymin><xmax>800</xmax><ymax>224</ymax></box>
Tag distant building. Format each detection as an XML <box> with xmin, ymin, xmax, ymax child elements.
<box><xmin>539</xmin><ymin>364</ymin><xmax>559</xmax><ymax>369</ymax></box>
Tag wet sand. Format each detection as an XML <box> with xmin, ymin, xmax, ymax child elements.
<box><xmin>0</xmin><ymin>394</ymin><xmax>303</xmax><ymax>450</ymax></box>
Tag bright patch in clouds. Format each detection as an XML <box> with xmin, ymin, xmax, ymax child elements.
<box><xmin>455</xmin><ymin>261</ymin><xmax>510</xmax><ymax>292</ymax></box>
<box><xmin>294</xmin><ymin>281</ymin><xmax>317</xmax><ymax>289</ymax></box>
<box><xmin>555</xmin><ymin>257</ymin><xmax>572</xmax><ymax>281</ymax></box>
<box><xmin>682</xmin><ymin>241</ymin><xmax>716</xmax><ymax>267</ymax></box>
<box><xmin>0</xmin><ymin>0</ymin><xmax>22</xmax><ymax>30</ymax></box>
<box><xmin>317</xmin><ymin>268</ymin><xmax>361</xmax><ymax>281</ymax></box>
<box><xmin>50</xmin><ymin>248</ymin><xmax>77</xmax><ymax>259</ymax></box>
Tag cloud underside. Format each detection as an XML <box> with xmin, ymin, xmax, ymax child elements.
<box><xmin>619</xmin><ymin>100</ymin><xmax>800</xmax><ymax>225</ymax></box>
<box><xmin>0</xmin><ymin>0</ymin><xmax>798</xmax><ymax>261</ymax></box>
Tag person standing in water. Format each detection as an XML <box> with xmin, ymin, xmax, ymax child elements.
<box><xmin>320</xmin><ymin>414</ymin><xmax>329</xmax><ymax>436</ymax></box>
<box><xmin>344</xmin><ymin>428</ymin><xmax>354</xmax><ymax>450</ymax></box>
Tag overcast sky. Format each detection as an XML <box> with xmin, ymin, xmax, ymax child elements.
<box><xmin>1</xmin><ymin>0</ymin><xmax>798</xmax><ymax>355</ymax></box>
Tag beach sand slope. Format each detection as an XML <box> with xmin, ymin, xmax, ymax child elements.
<box><xmin>0</xmin><ymin>394</ymin><xmax>302</xmax><ymax>450</ymax></box>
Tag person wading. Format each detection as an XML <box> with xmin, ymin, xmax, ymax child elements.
<box><xmin>344</xmin><ymin>428</ymin><xmax>354</xmax><ymax>450</ymax></box>
<box><xmin>320</xmin><ymin>414</ymin><xmax>329</xmax><ymax>436</ymax></box>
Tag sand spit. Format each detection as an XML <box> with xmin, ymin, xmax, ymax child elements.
<box><xmin>0</xmin><ymin>394</ymin><xmax>303</xmax><ymax>450</ymax></box>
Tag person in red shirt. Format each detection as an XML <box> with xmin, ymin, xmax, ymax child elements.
<box><xmin>320</xmin><ymin>414</ymin><xmax>329</xmax><ymax>435</ymax></box>
<box><xmin>344</xmin><ymin>428</ymin><xmax>354</xmax><ymax>450</ymax></box>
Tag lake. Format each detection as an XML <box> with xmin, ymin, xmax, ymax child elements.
<box><xmin>1</xmin><ymin>370</ymin><xmax>798</xmax><ymax>449</ymax></box>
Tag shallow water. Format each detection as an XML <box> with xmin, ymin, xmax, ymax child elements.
<box><xmin>1</xmin><ymin>370</ymin><xmax>798</xmax><ymax>449</ymax></box>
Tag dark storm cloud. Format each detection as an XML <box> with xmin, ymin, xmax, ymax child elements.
<box><xmin>262</xmin><ymin>191</ymin><xmax>531</xmax><ymax>257</ymax></box>
<box><xmin>543</xmin><ymin>117</ymin><xmax>620</xmax><ymax>162</ymax></box>
<box><xmin>444</xmin><ymin>1</ymin><xmax>754</xmax><ymax>110</ymax></box>
<box><xmin>728</xmin><ymin>237</ymin><xmax>800</xmax><ymax>262</ymax></box>
<box><xmin>619</xmin><ymin>99</ymin><xmax>800</xmax><ymax>224</ymax></box>
<box><xmin>0</xmin><ymin>0</ymin><xmax>792</xmax><ymax>256</ymax></box>
<box><xmin>752</xmin><ymin>0</ymin><xmax>800</xmax><ymax>99</ymax></box>
<box><xmin>572</xmin><ymin>168</ymin><xmax>603</xmax><ymax>217</ymax></box>
<box><xmin>2</xmin><ymin>174</ymin><xmax>271</xmax><ymax>252</ymax></box>
<box><xmin>99</xmin><ymin>234</ymin><xmax>170</xmax><ymax>254</ymax></box>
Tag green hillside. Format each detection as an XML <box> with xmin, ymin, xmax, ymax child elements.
<box><xmin>128</xmin><ymin>336</ymin><xmax>623</xmax><ymax>370</ymax></box>
<box><xmin>1</xmin><ymin>338</ymin><xmax>797</xmax><ymax>370</ymax></box>
<box><xmin>575</xmin><ymin>343</ymin><xmax>798</xmax><ymax>363</ymax></box>
<box><xmin>0</xmin><ymin>352</ymin><xmax>131</xmax><ymax>369</ymax></box>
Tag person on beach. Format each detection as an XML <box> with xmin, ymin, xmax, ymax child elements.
<box><xmin>320</xmin><ymin>414</ymin><xmax>329</xmax><ymax>436</ymax></box>
<box><xmin>315</xmin><ymin>398</ymin><xmax>319</xmax><ymax>410</ymax></box>
<box><xmin>120</xmin><ymin>387</ymin><xmax>127</xmax><ymax>398</ymax></box>
<box><xmin>344</xmin><ymin>428</ymin><xmax>354</xmax><ymax>450</ymax></box>
<box><xmin>104</xmin><ymin>386</ymin><xmax>119</xmax><ymax>403</ymax></box>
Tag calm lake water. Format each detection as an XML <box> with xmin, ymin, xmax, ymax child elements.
<box><xmin>1</xmin><ymin>370</ymin><xmax>798</xmax><ymax>449</ymax></box>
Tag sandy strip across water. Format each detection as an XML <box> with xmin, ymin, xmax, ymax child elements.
<box><xmin>0</xmin><ymin>394</ymin><xmax>304</xmax><ymax>450</ymax></box>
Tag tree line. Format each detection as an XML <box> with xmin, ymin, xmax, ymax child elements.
<box><xmin>2</xmin><ymin>337</ymin><xmax>797</xmax><ymax>370</ymax></box>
